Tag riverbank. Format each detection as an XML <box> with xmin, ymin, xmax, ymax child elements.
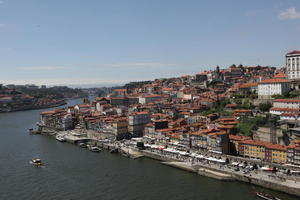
<box><xmin>139</xmin><ymin>149</ymin><xmax>300</xmax><ymax>197</ymax></box>
<box><xmin>40</xmin><ymin>129</ymin><xmax>300</xmax><ymax>197</ymax></box>
<box><xmin>0</xmin><ymin>101</ymin><xmax>66</xmax><ymax>113</ymax></box>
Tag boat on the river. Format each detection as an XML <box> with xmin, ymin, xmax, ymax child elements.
<box><xmin>55</xmin><ymin>134</ymin><xmax>65</xmax><ymax>142</ymax></box>
<box><xmin>30</xmin><ymin>158</ymin><xmax>43</xmax><ymax>167</ymax></box>
<box><xmin>78</xmin><ymin>142</ymin><xmax>87</xmax><ymax>148</ymax></box>
<box><xmin>110</xmin><ymin>148</ymin><xmax>118</xmax><ymax>153</ymax></box>
<box><xmin>256</xmin><ymin>192</ymin><xmax>280</xmax><ymax>200</ymax></box>
<box><xmin>88</xmin><ymin>146</ymin><xmax>101</xmax><ymax>152</ymax></box>
<box><xmin>28</xmin><ymin>128</ymin><xmax>40</xmax><ymax>134</ymax></box>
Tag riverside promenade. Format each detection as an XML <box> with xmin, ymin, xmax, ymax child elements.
<box><xmin>139</xmin><ymin>149</ymin><xmax>300</xmax><ymax>197</ymax></box>
<box><xmin>46</xmin><ymin>129</ymin><xmax>300</xmax><ymax>197</ymax></box>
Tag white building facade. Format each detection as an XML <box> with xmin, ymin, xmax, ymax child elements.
<box><xmin>129</xmin><ymin>112</ymin><xmax>151</xmax><ymax>125</ymax></box>
<box><xmin>286</xmin><ymin>50</ymin><xmax>300</xmax><ymax>80</ymax></box>
<box><xmin>258</xmin><ymin>79</ymin><xmax>291</xmax><ymax>99</ymax></box>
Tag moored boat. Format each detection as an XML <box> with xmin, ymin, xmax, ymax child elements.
<box><xmin>55</xmin><ymin>134</ymin><xmax>66</xmax><ymax>142</ymax></box>
<box><xmin>78</xmin><ymin>142</ymin><xmax>87</xmax><ymax>148</ymax></box>
<box><xmin>89</xmin><ymin>146</ymin><xmax>101</xmax><ymax>152</ymax></box>
<box><xmin>28</xmin><ymin>128</ymin><xmax>40</xmax><ymax>134</ymax></box>
<box><xmin>256</xmin><ymin>192</ymin><xmax>280</xmax><ymax>200</ymax></box>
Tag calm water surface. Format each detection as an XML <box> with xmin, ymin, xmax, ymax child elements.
<box><xmin>0</xmin><ymin>99</ymin><xmax>298</xmax><ymax>200</ymax></box>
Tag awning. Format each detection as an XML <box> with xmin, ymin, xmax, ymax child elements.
<box><xmin>178</xmin><ymin>151</ymin><xmax>190</xmax><ymax>156</ymax></box>
<box><xmin>163</xmin><ymin>148</ymin><xmax>179</xmax><ymax>154</ymax></box>
<box><xmin>261</xmin><ymin>167</ymin><xmax>272</xmax><ymax>171</ymax></box>
<box><xmin>196</xmin><ymin>155</ymin><xmax>205</xmax><ymax>159</ymax></box>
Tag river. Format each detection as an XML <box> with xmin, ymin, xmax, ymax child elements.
<box><xmin>0</xmin><ymin>98</ymin><xmax>298</xmax><ymax>200</ymax></box>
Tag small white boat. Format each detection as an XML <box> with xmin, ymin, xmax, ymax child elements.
<box><xmin>56</xmin><ymin>135</ymin><xmax>65</xmax><ymax>142</ymax></box>
<box><xmin>89</xmin><ymin>146</ymin><xmax>101</xmax><ymax>152</ymax></box>
<box><xmin>30</xmin><ymin>158</ymin><xmax>43</xmax><ymax>167</ymax></box>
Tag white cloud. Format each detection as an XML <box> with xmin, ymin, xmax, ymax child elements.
<box><xmin>19</xmin><ymin>66</ymin><xmax>66</xmax><ymax>70</ymax></box>
<box><xmin>96</xmin><ymin>62</ymin><xmax>177</xmax><ymax>68</ymax></box>
<box><xmin>278</xmin><ymin>7</ymin><xmax>300</xmax><ymax>20</ymax></box>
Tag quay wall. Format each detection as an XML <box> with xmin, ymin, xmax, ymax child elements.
<box><xmin>140</xmin><ymin>150</ymin><xmax>300</xmax><ymax>197</ymax></box>
<box><xmin>198</xmin><ymin>167</ymin><xmax>233</xmax><ymax>181</ymax></box>
<box><xmin>141</xmin><ymin>151</ymin><xmax>179</xmax><ymax>162</ymax></box>
<box><xmin>36</xmin><ymin>133</ymin><xmax>300</xmax><ymax>197</ymax></box>
<box><xmin>162</xmin><ymin>162</ymin><xmax>197</xmax><ymax>173</ymax></box>
<box><xmin>233</xmin><ymin>173</ymin><xmax>300</xmax><ymax>197</ymax></box>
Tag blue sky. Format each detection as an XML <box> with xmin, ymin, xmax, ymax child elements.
<box><xmin>0</xmin><ymin>0</ymin><xmax>300</xmax><ymax>87</ymax></box>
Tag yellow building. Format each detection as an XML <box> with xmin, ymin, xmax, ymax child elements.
<box><xmin>266</xmin><ymin>144</ymin><xmax>287</xmax><ymax>164</ymax></box>
<box><xmin>240</xmin><ymin>140</ymin><xmax>269</xmax><ymax>160</ymax></box>
<box><xmin>240</xmin><ymin>140</ymin><xmax>288</xmax><ymax>164</ymax></box>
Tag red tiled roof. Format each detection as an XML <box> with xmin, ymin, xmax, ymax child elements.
<box><xmin>239</xmin><ymin>82</ymin><xmax>258</xmax><ymax>89</ymax></box>
<box><xmin>133</xmin><ymin>111</ymin><xmax>149</xmax><ymax>115</ymax></box>
<box><xmin>260</xmin><ymin>79</ymin><xmax>290</xmax><ymax>84</ymax></box>
<box><xmin>41</xmin><ymin>110</ymin><xmax>56</xmax><ymax>115</ymax></box>
<box><xmin>229</xmin><ymin>135</ymin><xmax>251</xmax><ymax>141</ymax></box>
<box><xmin>287</xmin><ymin>50</ymin><xmax>300</xmax><ymax>55</ymax></box>
<box><xmin>161</xmin><ymin>88</ymin><xmax>174</xmax><ymax>91</ymax></box>
<box><xmin>218</xmin><ymin>125</ymin><xmax>234</xmax><ymax>129</ymax></box>
<box><xmin>274</xmin><ymin>99</ymin><xmax>300</xmax><ymax>103</ymax></box>
<box><xmin>240</xmin><ymin>140</ymin><xmax>271</xmax><ymax>147</ymax></box>
<box><xmin>114</xmin><ymin>89</ymin><xmax>127</xmax><ymax>92</ymax></box>
<box><xmin>266</xmin><ymin>144</ymin><xmax>287</xmax><ymax>151</ymax></box>
<box><xmin>217</xmin><ymin>117</ymin><xmax>236</xmax><ymax>122</ymax></box>
<box><xmin>225</xmin><ymin>104</ymin><xmax>237</xmax><ymax>108</ymax></box>
<box><xmin>281</xmin><ymin>113</ymin><xmax>298</xmax><ymax>116</ymax></box>
<box><xmin>234</xmin><ymin>109</ymin><xmax>252</xmax><ymax>113</ymax></box>
<box><xmin>270</xmin><ymin>107</ymin><xmax>299</xmax><ymax>112</ymax></box>
<box><xmin>273</xmin><ymin>72</ymin><xmax>287</xmax><ymax>79</ymax></box>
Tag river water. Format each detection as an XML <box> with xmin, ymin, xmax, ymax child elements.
<box><xmin>0</xmin><ymin>99</ymin><xmax>298</xmax><ymax>200</ymax></box>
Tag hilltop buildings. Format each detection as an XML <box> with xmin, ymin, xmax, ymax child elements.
<box><xmin>38</xmin><ymin>50</ymin><xmax>300</xmax><ymax>166</ymax></box>
<box><xmin>258</xmin><ymin>79</ymin><xmax>291</xmax><ymax>99</ymax></box>
<box><xmin>286</xmin><ymin>50</ymin><xmax>300</xmax><ymax>80</ymax></box>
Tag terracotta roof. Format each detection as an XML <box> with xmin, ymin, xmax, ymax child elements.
<box><xmin>287</xmin><ymin>50</ymin><xmax>300</xmax><ymax>55</ymax></box>
<box><xmin>260</xmin><ymin>79</ymin><xmax>290</xmax><ymax>84</ymax></box>
<box><xmin>78</xmin><ymin>104</ymin><xmax>91</xmax><ymax>108</ymax></box>
<box><xmin>274</xmin><ymin>99</ymin><xmax>300</xmax><ymax>103</ymax></box>
<box><xmin>225</xmin><ymin>104</ymin><xmax>237</xmax><ymax>108</ymax></box>
<box><xmin>240</xmin><ymin>140</ymin><xmax>271</xmax><ymax>147</ymax></box>
<box><xmin>217</xmin><ymin>117</ymin><xmax>236</xmax><ymax>122</ymax></box>
<box><xmin>161</xmin><ymin>88</ymin><xmax>174</xmax><ymax>91</ymax></box>
<box><xmin>273</xmin><ymin>72</ymin><xmax>287</xmax><ymax>79</ymax></box>
<box><xmin>114</xmin><ymin>89</ymin><xmax>127</xmax><ymax>92</ymax></box>
<box><xmin>133</xmin><ymin>111</ymin><xmax>149</xmax><ymax>115</ymax></box>
<box><xmin>218</xmin><ymin>125</ymin><xmax>234</xmax><ymax>129</ymax></box>
<box><xmin>41</xmin><ymin>110</ymin><xmax>56</xmax><ymax>115</ymax></box>
<box><xmin>266</xmin><ymin>144</ymin><xmax>287</xmax><ymax>151</ymax></box>
<box><xmin>234</xmin><ymin>109</ymin><xmax>252</xmax><ymax>113</ymax></box>
<box><xmin>239</xmin><ymin>82</ymin><xmax>258</xmax><ymax>89</ymax></box>
<box><xmin>270</xmin><ymin>107</ymin><xmax>299</xmax><ymax>112</ymax></box>
<box><xmin>229</xmin><ymin>135</ymin><xmax>251</xmax><ymax>141</ymax></box>
<box><xmin>281</xmin><ymin>113</ymin><xmax>298</xmax><ymax>117</ymax></box>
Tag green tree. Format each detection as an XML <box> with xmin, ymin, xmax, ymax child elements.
<box><xmin>258</xmin><ymin>102</ymin><xmax>272</xmax><ymax>112</ymax></box>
